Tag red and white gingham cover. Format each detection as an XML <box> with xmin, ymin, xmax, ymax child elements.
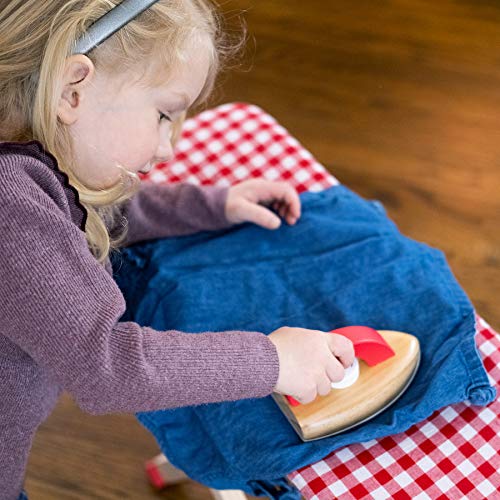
<box><xmin>141</xmin><ymin>102</ymin><xmax>500</xmax><ymax>499</ymax></box>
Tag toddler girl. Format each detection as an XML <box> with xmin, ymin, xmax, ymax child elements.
<box><xmin>0</xmin><ymin>1</ymin><xmax>354</xmax><ymax>498</ymax></box>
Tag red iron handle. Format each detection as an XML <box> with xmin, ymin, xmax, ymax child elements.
<box><xmin>285</xmin><ymin>326</ymin><xmax>396</xmax><ymax>406</ymax></box>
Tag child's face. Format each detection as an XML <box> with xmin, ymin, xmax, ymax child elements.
<box><xmin>59</xmin><ymin>38</ymin><xmax>211</xmax><ymax>190</ymax></box>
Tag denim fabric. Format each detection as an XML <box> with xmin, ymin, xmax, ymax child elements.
<box><xmin>112</xmin><ymin>185</ymin><xmax>496</xmax><ymax>499</ymax></box>
<box><xmin>17</xmin><ymin>490</ymin><xmax>28</xmax><ymax>500</ymax></box>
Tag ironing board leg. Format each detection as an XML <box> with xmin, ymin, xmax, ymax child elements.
<box><xmin>145</xmin><ymin>453</ymin><xmax>247</xmax><ymax>499</ymax></box>
<box><xmin>144</xmin><ymin>453</ymin><xmax>189</xmax><ymax>487</ymax></box>
<box><xmin>208</xmin><ymin>489</ymin><xmax>247</xmax><ymax>500</ymax></box>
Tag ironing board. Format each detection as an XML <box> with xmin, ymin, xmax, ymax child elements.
<box><xmin>139</xmin><ymin>103</ymin><xmax>500</xmax><ymax>499</ymax></box>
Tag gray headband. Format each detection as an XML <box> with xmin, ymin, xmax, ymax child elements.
<box><xmin>73</xmin><ymin>0</ymin><xmax>160</xmax><ymax>54</ymax></box>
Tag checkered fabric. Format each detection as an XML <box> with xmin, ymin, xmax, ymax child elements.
<box><xmin>141</xmin><ymin>102</ymin><xmax>500</xmax><ymax>499</ymax></box>
<box><xmin>142</xmin><ymin>102</ymin><xmax>339</xmax><ymax>192</ymax></box>
<box><xmin>289</xmin><ymin>315</ymin><xmax>500</xmax><ymax>500</ymax></box>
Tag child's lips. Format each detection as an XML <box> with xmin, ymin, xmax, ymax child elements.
<box><xmin>139</xmin><ymin>163</ymin><xmax>153</xmax><ymax>174</ymax></box>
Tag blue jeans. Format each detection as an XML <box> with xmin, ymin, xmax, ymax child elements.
<box><xmin>18</xmin><ymin>491</ymin><xmax>28</xmax><ymax>500</ymax></box>
<box><xmin>113</xmin><ymin>184</ymin><xmax>495</xmax><ymax>498</ymax></box>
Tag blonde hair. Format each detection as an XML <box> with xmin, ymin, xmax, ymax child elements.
<box><xmin>0</xmin><ymin>0</ymin><xmax>245</xmax><ymax>264</ymax></box>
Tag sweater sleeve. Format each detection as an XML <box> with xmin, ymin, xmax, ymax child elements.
<box><xmin>0</xmin><ymin>174</ymin><xmax>279</xmax><ymax>415</ymax></box>
<box><xmin>118</xmin><ymin>181</ymin><xmax>233</xmax><ymax>246</ymax></box>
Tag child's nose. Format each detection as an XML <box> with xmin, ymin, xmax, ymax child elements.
<box><xmin>154</xmin><ymin>138</ymin><xmax>174</xmax><ymax>163</ymax></box>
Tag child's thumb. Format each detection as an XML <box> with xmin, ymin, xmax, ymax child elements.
<box><xmin>245</xmin><ymin>201</ymin><xmax>282</xmax><ymax>229</ymax></box>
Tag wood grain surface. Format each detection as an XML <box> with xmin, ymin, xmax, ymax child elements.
<box><xmin>26</xmin><ymin>1</ymin><xmax>499</xmax><ymax>498</ymax></box>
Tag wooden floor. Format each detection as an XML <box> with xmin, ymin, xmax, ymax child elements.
<box><xmin>26</xmin><ymin>1</ymin><xmax>499</xmax><ymax>498</ymax></box>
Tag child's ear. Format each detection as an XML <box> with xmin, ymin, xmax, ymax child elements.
<box><xmin>57</xmin><ymin>55</ymin><xmax>95</xmax><ymax>125</ymax></box>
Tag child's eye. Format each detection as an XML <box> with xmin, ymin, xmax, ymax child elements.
<box><xmin>158</xmin><ymin>111</ymin><xmax>172</xmax><ymax>123</ymax></box>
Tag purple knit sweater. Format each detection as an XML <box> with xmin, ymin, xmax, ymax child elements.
<box><xmin>0</xmin><ymin>141</ymin><xmax>280</xmax><ymax>499</ymax></box>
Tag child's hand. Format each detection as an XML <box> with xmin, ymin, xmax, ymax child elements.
<box><xmin>268</xmin><ymin>327</ymin><xmax>355</xmax><ymax>404</ymax></box>
<box><xmin>225</xmin><ymin>179</ymin><xmax>301</xmax><ymax>229</ymax></box>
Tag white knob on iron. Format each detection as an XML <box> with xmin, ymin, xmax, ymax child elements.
<box><xmin>331</xmin><ymin>358</ymin><xmax>360</xmax><ymax>389</ymax></box>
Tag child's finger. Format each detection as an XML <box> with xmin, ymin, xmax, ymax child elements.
<box><xmin>256</xmin><ymin>181</ymin><xmax>301</xmax><ymax>223</ymax></box>
<box><xmin>272</xmin><ymin>199</ymin><xmax>286</xmax><ymax>217</ymax></box>
<box><xmin>280</xmin><ymin>195</ymin><xmax>300</xmax><ymax>224</ymax></box>
<box><xmin>285</xmin><ymin>210</ymin><xmax>297</xmax><ymax>225</ymax></box>
<box><xmin>285</xmin><ymin>188</ymin><xmax>301</xmax><ymax>219</ymax></box>
<box><xmin>285</xmin><ymin>209</ymin><xmax>298</xmax><ymax>225</ymax></box>
<box><xmin>275</xmin><ymin>183</ymin><xmax>301</xmax><ymax>220</ymax></box>
<box><xmin>243</xmin><ymin>200</ymin><xmax>282</xmax><ymax>229</ymax></box>
<box><xmin>279</xmin><ymin>202</ymin><xmax>287</xmax><ymax>218</ymax></box>
<box><xmin>271</xmin><ymin>198</ymin><xmax>295</xmax><ymax>224</ymax></box>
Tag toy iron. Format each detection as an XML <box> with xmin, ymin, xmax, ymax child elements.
<box><xmin>273</xmin><ymin>326</ymin><xmax>421</xmax><ymax>441</ymax></box>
